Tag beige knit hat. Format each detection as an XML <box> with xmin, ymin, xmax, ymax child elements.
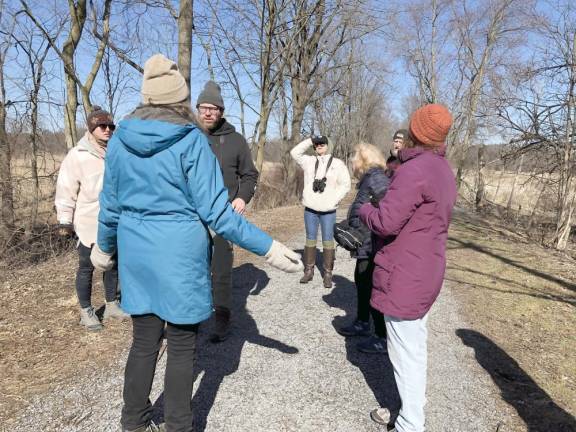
<box><xmin>141</xmin><ymin>54</ymin><xmax>189</xmax><ymax>105</ymax></box>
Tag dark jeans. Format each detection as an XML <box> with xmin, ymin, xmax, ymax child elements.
<box><xmin>211</xmin><ymin>234</ymin><xmax>233</xmax><ymax>310</ymax></box>
<box><xmin>355</xmin><ymin>258</ymin><xmax>386</xmax><ymax>338</ymax></box>
<box><xmin>76</xmin><ymin>242</ymin><xmax>118</xmax><ymax>308</ymax></box>
<box><xmin>122</xmin><ymin>314</ymin><xmax>199</xmax><ymax>432</ymax></box>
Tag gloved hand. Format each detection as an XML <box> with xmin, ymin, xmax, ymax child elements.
<box><xmin>265</xmin><ymin>240</ymin><xmax>304</xmax><ymax>273</ymax></box>
<box><xmin>57</xmin><ymin>223</ymin><xmax>74</xmax><ymax>237</ymax></box>
<box><xmin>311</xmin><ymin>135</ymin><xmax>328</xmax><ymax>145</ymax></box>
<box><xmin>90</xmin><ymin>244</ymin><xmax>115</xmax><ymax>271</ymax></box>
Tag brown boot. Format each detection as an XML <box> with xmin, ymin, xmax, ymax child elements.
<box><xmin>299</xmin><ymin>246</ymin><xmax>316</xmax><ymax>284</ymax></box>
<box><xmin>323</xmin><ymin>248</ymin><xmax>335</xmax><ymax>288</ymax></box>
<box><xmin>210</xmin><ymin>306</ymin><xmax>231</xmax><ymax>343</ymax></box>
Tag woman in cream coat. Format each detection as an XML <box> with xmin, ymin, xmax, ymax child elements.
<box><xmin>291</xmin><ymin>136</ymin><xmax>351</xmax><ymax>288</ymax></box>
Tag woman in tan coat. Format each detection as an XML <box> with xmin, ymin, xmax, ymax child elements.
<box><xmin>55</xmin><ymin>106</ymin><xmax>127</xmax><ymax>331</ymax></box>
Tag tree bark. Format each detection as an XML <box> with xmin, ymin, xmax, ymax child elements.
<box><xmin>178</xmin><ymin>0</ymin><xmax>194</xmax><ymax>101</ymax></box>
<box><xmin>554</xmin><ymin>31</ymin><xmax>576</xmax><ymax>250</ymax></box>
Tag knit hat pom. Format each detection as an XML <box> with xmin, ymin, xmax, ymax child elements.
<box><xmin>141</xmin><ymin>54</ymin><xmax>189</xmax><ymax>105</ymax></box>
<box><xmin>409</xmin><ymin>104</ymin><xmax>452</xmax><ymax>147</ymax></box>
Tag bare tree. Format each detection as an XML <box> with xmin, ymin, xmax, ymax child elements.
<box><xmin>449</xmin><ymin>0</ymin><xmax>520</xmax><ymax>189</ymax></box>
<box><xmin>13</xmin><ymin>28</ymin><xmax>52</xmax><ymax>232</ymax></box>
<box><xmin>21</xmin><ymin>0</ymin><xmax>112</xmax><ymax>148</ymax></box>
<box><xmin>493</xmin><ymin>1</ymin><xmax>575</xmax><ymax>249</ymax></box>
<box><xmin>0</xmin><ymin>1</ymin><xmax>16</xmax><ymax>233</ymax></box>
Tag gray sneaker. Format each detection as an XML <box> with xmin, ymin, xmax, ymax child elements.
<box><xmin>357</xmin><ymin>335</ymin><xmax>388</xmax><ymax>354</ymax></box>
<box><xmin>370</xmin><ymin>407</ymin><xmax>399</xmax><ymax>430</ymax></box>
<box><xmin>104</xmin><ymin>300</ymin><xmax>129</xmax><ymax>320</ymax></box>
<box><xmin>79</xmin><ymin>306</ymin><xmax>103</xmax><ymax>331</ymax></box>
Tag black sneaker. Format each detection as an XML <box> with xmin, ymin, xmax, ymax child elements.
<box><xmin>357</xmin><ymin>336</ymin><xmax>387</xmax><ymax>354</ymax></box>
<box><xmin>336</xmin><ymin>320</ymin><xmax>370</xmax><ymax>337</ymax></box>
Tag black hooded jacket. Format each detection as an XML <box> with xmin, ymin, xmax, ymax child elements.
<box><xmin>205</xmin><ymin>119</ymin><xmax>259</xmax><ymax>203</ymax></box>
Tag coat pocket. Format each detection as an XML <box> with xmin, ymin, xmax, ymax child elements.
<box><xmin>372</xmin><ymin>253</ymin><xmax>395</xmax><ymax>293</ymax></box>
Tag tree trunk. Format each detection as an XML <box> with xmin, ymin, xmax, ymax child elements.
<box><xmin>0</xmin><ymin>102</ymin><xmax>14</xmax><ymax>233</ymax></box>
<box><xmin>506</xmin><ymin>154</ymin><xmax>523</xmax><ymax>213</ymax></box>
<box><xmin>178</xmin><ymin>0</ymin><xmax>194</xmax><ymax>100</ymax></box>
<box><xmin>554</xmin><ymin>32</ymin><xmax>576</xmax><ymax>250</ymax></box>
<box><xmin>474</xmin><ymin>144</ymin><xmax>485</xmax><ymax>211</ymax></box>
<box><xmin>255</xmin><ymin>104</ymin><xmax>272</xmax><ymax>173</ymax></box>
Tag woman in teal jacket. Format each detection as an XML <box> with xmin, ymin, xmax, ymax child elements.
<box><xmin>91</xmin><ymin>54</ymin><xmax>302</xmax><ymax>432</ymax></box>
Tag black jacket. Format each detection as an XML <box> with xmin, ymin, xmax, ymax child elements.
<box><xmin>347</xmin><ymin>167</ymin><xmax>391</xmax><ymax>259</ymax></box>
<box><xmin>205</xmin><ymin>119</ymin><xmax>259</xmax><ymax>203</ymax></box>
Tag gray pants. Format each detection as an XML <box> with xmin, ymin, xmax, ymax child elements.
<box><xmin>385</xmin><ymin>312</ymin><xmax>429</xmax><ymax>432</ymax></box>
<box><xmin>211</xmin><ymin>234</ymin><xmax>233</xmax><ymax>310</ymax></box>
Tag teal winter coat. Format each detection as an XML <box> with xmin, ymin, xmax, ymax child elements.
<box><xmin>97</xmin><ymin>109</ymin><xmax>272</xmax><ymax>324</ymax></box>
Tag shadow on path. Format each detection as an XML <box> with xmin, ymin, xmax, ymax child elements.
<box><xmin>152</xmin><ymin>263</ymin><xmax>298</xmax><ymax>431</ymax></box>
<box><xmin>323</xmin><ymin>274</ymin><xmax>400</xmax><ymax>415</ymax></box>
<box><xmin>456</xmin><ymin>329</ymin><xmax>576</xmax><ymax>432</ymax></box>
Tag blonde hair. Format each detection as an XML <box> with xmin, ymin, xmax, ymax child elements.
<box><xmin>351</xmin><ymin>142</ymin><xmax>388</xmax><ymax>179</ymax></box>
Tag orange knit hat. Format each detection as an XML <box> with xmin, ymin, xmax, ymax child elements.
<box><xmin>409</xmin><ymin>104</ymin><xmax>452</xmax><ymax>147</ymax></box>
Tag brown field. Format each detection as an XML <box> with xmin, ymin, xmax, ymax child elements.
<box><xmin>460</xmin><ymin>169</ymin><xmax>558</xmax><ymax>218</ymax></box>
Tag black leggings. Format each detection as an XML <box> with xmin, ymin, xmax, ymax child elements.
<box><xmin>354</xmin><ymin>259</ymin><xmax>386</xmax><ymax>338</ymax></box>
<box><xmin>76</xmin><ymin>242</ymin><xmax>118</xmax><ymax>308</ymax></box>
<box><xmin>121</xmin><ymin>314</ymin><xmax>199</xmax><ymax>432</ymax></box>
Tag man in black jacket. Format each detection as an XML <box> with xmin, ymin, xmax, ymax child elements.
<box><xmin>196</xmin><ymin>80</ymin><xmax>259</xmax><ymax>342</ymax></box>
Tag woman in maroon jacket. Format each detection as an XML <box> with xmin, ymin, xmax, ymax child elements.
<box><xmin>359</xmin><ymin>104</ymin><xmax>457</xmax><ymax>432</ymax></box>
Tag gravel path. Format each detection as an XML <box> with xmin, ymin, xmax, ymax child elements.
<box><xmin>7</xmin><ymin>211</ymin><xmax>516</xmax><ymax>432</ymax></box>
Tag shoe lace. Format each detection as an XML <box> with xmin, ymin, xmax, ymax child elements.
<box><xmin>86</xmin><ymin>307</ymin><xmax>97</xmax><ymax>319</ymax></box>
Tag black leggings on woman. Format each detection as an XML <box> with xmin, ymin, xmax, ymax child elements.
<box><xmin>354</xmin><ymin>258</ymin><xmax>386</xmax><ymax>338</ymax></box>
<box><xmin>121</xmin><ymin>314</ymin><xmax>199</xmax><ymax>432</ymax></box>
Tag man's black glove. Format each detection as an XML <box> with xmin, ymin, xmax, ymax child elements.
<box><xmin>311</xmin><ymin>135</ymin><xmax>328</xmax><ymax>145</ymax></box>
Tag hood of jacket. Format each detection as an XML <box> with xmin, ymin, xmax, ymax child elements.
<box><xmin>209</xmin><ymin>119</ymin><xmax>236</xmax><ymax>137</ymax></box>
<box><xmin>398</xmin><ymin>145</ymin><xmax>447</xmax><ymax>163</ymax></box>
<box><xmin>116</xmin><ymin>106</ymin><xmax>196</xmax><ymax>157</ymax></box>
<box><xmin>77</xmin><ymin>132</ymin><xmax>105</xmax><ymax>159</ymax></box>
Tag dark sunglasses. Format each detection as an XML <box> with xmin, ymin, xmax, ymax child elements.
<box><xmin>97</xmin><ymin>124</ymin><xmax>115</xmax><ymax>131</ymax></box>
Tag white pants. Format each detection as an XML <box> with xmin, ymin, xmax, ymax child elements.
<box><xmin>385</xmin><ymin>313</ymin><xmax>429</xmax><ymax>432</ymax></box>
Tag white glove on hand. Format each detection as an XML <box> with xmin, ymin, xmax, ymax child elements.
<box><xmin>90</xmin><ymin>244</ymin><xmax>115</xmax><ymax>271</ymax></box>
<box><xmin>265</xmin><ymin>240</ymin><xmax>304</xmax><ymax>273</ymax></box>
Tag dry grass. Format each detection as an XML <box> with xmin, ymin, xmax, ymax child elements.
<box><xmin>0</xmin><ymin>201</ymin><xmax>307</xmax><ymax>426</ymax></box>
<box><xmin>460</xmin><ymin>169</ymin><xmax>558</xmax><ymax>218</ymax></box>
<box><xmin>447</xmin><ymin>209</ymin><xmax>576</xmax><ymax>426</ymax></box>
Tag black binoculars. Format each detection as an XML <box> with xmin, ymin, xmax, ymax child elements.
<box><xmin>312</xmin><ymin>177</ymin><xmax>327</xmax><ymax>193</ymax></box>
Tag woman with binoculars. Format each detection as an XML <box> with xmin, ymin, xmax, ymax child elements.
<box><xmin>290</xmin><ymin>136</ymin><xmax>351</xmax><ymax>288</ymax></box>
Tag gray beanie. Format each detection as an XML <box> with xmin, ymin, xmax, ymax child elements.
<box><xmin>196</xmin><ymin>81</ymin><xmax>224</xmax><ymax>109</ymax></box>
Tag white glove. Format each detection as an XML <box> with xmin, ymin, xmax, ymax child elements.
<box><xmin>90</xmin><ymin>244</ymin><xmax>115</xmax><ymax>271</ymax></box>
<box><xmin>265</xmin><ymin>240</ymin><xmax>304</xmax><ymax>273</ymax></box>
